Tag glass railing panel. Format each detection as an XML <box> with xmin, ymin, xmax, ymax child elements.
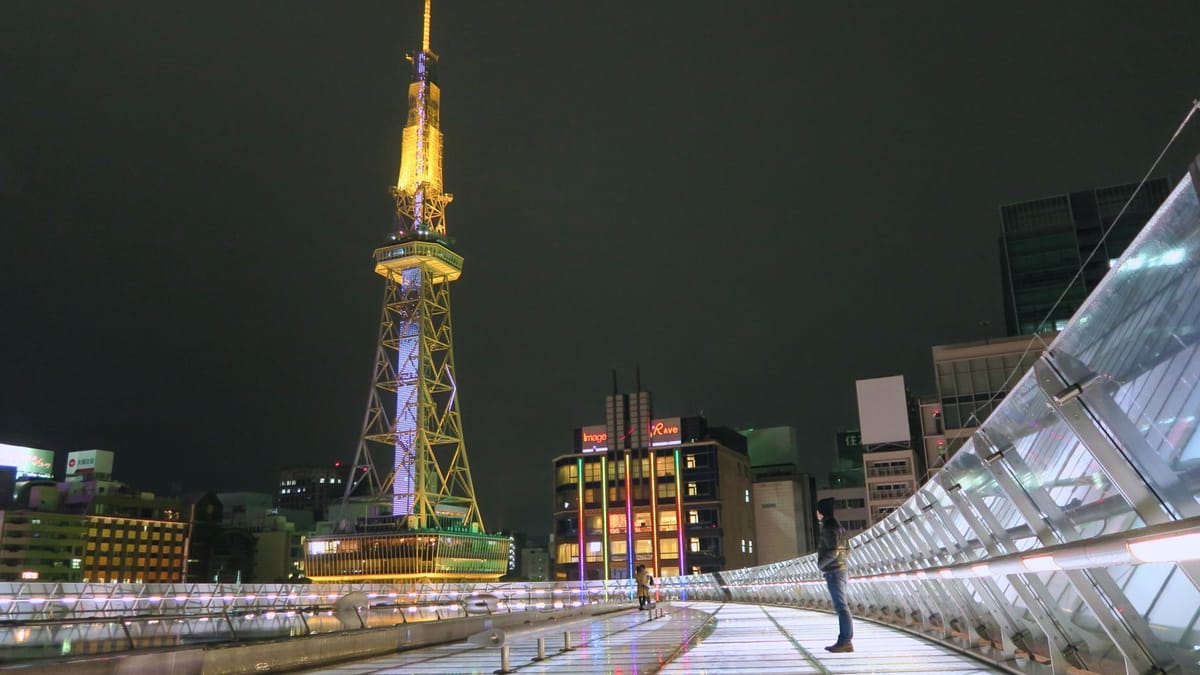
<box><xmin>1050</xmin><ymin>176</ymin><xmax>1200</xmax><ymax>485</ymax></box>
<box><xmin>922</xmin><ymin>481</ymin><xmax>972</xmax><ymax>544</ymax></box>
<box><xmin>1112</xmin><ymin>562</ymin><xmax>1200</xmax><ymax>646</ymax></box>
<box><xmin>990</xmin><ymin>378</ymin><xmax>1142</xmax><ymax>538</ymax></box>
<box><xmin>1025</xmin><ymin>569</ymin><xmax>1121</xmax><ymax>669</ymax></box>
<box><xmin>944</xmin><ymin>446</ymin><xmax>1029</xmax><ymax>538</ymax></box>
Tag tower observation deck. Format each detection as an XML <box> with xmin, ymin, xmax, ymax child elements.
<box><xmin>305</xmin><ymin>0</ymin><xmax>507</xmax><ymax>583</ymax></box>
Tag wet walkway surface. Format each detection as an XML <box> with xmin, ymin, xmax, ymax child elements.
<box><xmin>298</xmin><ymin>601</ymin><xmax>1005</xmax><ymax>674</ymax></box>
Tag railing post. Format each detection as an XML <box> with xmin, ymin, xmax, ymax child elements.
<box><xmin>222</xmin><ymin>609</ymin><xmax>239</xmax><ymax>641</ymax></box>
<box><xmin>974</xmin><ymin>428</ymin><xmax>1171</xmax><ymax>674</ymax></box>
<box><xmin>1035</xmin><ymin>356</ymin><xmax>1200</xmax><ymax>590</ymax></box>
<box><xmin>940</xmin><ymin>464</ymin><xmax>1080</xmax><ymax>675</ymax></box>
<box><xmin>120</xmin><ymin>617</ymin><xmax>135</xmax><ymax>650</ymax></box>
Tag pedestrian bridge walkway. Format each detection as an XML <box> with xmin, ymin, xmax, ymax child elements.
<box><xmin>299</xmin><ymin>602</ymin><xmax>1003</xmax><ymax>675</ymax></box>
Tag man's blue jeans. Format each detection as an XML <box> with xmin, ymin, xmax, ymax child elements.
<box><xmin>823</xmin><ymin>569</ymin><xmax>853</xmax><ymax>645</ymax></box>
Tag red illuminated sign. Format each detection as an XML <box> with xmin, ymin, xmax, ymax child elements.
<box><xmin>580</xmin><ymin>425</ymin><xmax>608</xmax><ymax>453</ymax></box>
<box><xmin>649</xmin><ymin>417</ymin><xmax>682</xmax><ymax>446</ymax></box>
<box><xmin>650</xmin><ymin>420</ymin><xmax>679</xmax><ymax>437</ymax></box>
<box><xmin>579</xmin><ymin>417</ymin><xmax>682</xmax><ymax>453</ymax></box>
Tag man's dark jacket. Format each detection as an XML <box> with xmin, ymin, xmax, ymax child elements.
<box><xmin>817</xmin><ymin>518</ymin><xmax>847</xmax><ymax>572</ymax></box>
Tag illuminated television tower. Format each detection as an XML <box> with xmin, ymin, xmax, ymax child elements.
<box><xmin>361</xmin><ymin>0</ymin><xmax>478</xmax><ymax>528</ymax></box>
<box><xmin>306</xmin><ymin>0</ymin><xmax>504</xmax><ymax>582</ymax></box>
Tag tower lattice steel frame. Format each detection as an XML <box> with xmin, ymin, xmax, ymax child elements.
<box><xmin>344</xmin><ymin>0</ymin><xmax>483</xmax><ymax>534</ymax></box>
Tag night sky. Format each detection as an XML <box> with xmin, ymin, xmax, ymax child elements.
<box><xmin>4</xmin><ymin>2</ymin><xmax>1200</xmax><ymax>534</ymax></box>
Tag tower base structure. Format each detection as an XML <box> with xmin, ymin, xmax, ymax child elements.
<box><xmin>305</xmin><ymin>519</ymin><xmax>508</xmax><ymax>583</ymax></box>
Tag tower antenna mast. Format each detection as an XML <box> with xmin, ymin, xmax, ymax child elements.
<box><xmin>422</xmin><ymin>0</ymin><xmax>431</xmax><ymax>52</ymax></box>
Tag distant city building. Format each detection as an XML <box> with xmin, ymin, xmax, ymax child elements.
<box><xmin>742</xmin><ymin>427</ymin><xmax>801</xmax><ymax>474</ymax></box>
<box><xmin>827</xmin><ymin>429</ymin><xmax>865</xmax><ymax>488</ymax></box>
<box><xmin>930</xmin><ymin>334</ymin><xmax>1054</xmax><ymax>459</ymax></box>
<box><xmin>1000</xmin><ymin>178</ymin><xmax>1169</xmax><ymax>336</ymax></box>
<box><xmin>0</xmin><ymin>467</ymin><xmax>15</xmax><ymax>508</ymax></box>
<box><xmin>253</xmin><ymin>527</ymin><xmax>306</xmax><ymax>583</ymax></box>
<box><xmin>0</xmin><ymin>484</ymin><xmax>86</xmax><ymax>582</ymax></box>
<box><xmin>277</xmin><ymin>464</ymin><xmax>347</xmax><ymax>522</ymax></box>
<box><xmin>185</xmin><ymin>491</ymin><xmax>224</xmax><ymax>582</ymax></box>
<box><xmin>0</xmin><ymin>449</ymin><xmax>189</xmax><ymax>584</ymax></box>
<box><xmin>220</xmin><ymin>492</ymin><xmax>309</xmax><ymax>582</ymax></box>
<box><xmin>184</xmin><ymin>492</ymin><xmax>255</xmax><ymax>584</ymax></box>
<box><xmin>753</xmin><ymin>475</ymin><xmax>818</xmax><ymax>562</ymax></box>
<box><xmin>918</xmin><ymin>397</ymin><xmax>947</xmax><ymax>478</ymax></box>
<box><xmin>862</xmin><ymin>449</ymin><xmax>919</xmax><ymax>524</ymax></box>
<box><xmin>64</xmin><ymin>449</ymin><xmax>115</xmax><ymax>482</ymax></box>
<box><xmin>220</xmin><ymin>491</ymin><xmax>276</xmax><ymax>524</ymax></box>
<box><xmin>520</xmin><ymin>545</ymin><xmax>551</xmax><ymax>581</ymax></box>
<box><xmin>743</xmin><ymin>426</ymin><xmax>818</xmax><ymax>562</ymax></box>
<box><xmin>815</xmin><ymin>486</ymin><xmax>869</xmax><ymax>539</ymax></box>
<box><xmin>553</xmin><ymin>399</ymin><xmax>756</xmax><ymax>581</ymax></box>
<box><xmin>59</xmin><ymin>479</ymin><xmax>189</xmax><ymax>584</ymax></box>
<box><xmin>500</xmin><ymin>532</ymin><xmax>552</xmax><ymax>582</ymax></box>
<box><xmin>855</xmin><ymin>375</ymin><xmax>925</xmax><ymax>525</ymax></box>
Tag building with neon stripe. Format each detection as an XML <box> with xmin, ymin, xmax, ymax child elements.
<box><xmin>552</xmin><ymin>414</ymin><xmax>757</xmax><ymax>581</ymax></box>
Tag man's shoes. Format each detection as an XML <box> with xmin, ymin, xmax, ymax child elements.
<box><xmin>824</xmin><ymin>643</ymin><xmax>854</xmax><ymax>653</ymax></box>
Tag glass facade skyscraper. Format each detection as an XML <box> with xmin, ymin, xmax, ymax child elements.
<box><xmin>1000</xmin><ymin>178</ymin><xmax>1169</xmax><ymax>336</ymax></box>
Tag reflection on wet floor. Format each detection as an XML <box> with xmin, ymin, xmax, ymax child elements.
<box><xmin>299</xmin><ymin>601</ymin><xmax>1005</xmax><ymax>674</ymax></box>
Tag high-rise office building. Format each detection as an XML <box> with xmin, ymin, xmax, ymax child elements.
<box><xmin>553</xmin><ymin>409</ymin><xmax>756</xmax><ymax>581</ymax></box>
<box><xmin>59</xmin><ymin>477</ymin><xmax>189</xmax><ymax>584</ymax></box>
<box><xmin>930</xmin><ymin>334</ymin><xmax>1054</xmax><ymax>460</ymax></box>
<box><xmin>277</xmin><ymin>464</ymin><xmax>345</xmax><ymax>522</ymax></box>
<box><xmin>1000</xmin><ymin>178</ymin><xmax>1169</xmax><ymax>336</ymax></box>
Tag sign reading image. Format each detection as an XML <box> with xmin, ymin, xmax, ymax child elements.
<box><xmin>580</xmin><ymin>425</ymin><xmax>608</xmax><ymax>453</ymax></box>
<box><xmin>579</xmin><ymin>417</ymin><xmax>682</xmax><ymax>453</ymax></box>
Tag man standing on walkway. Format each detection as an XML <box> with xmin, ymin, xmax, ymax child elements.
<box><xmin>817</xmin><ymin>497</ymin><xmax>854</xmax><ymax>652</ymax></box>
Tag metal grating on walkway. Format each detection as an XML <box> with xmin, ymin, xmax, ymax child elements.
<box><xmin>297</xmin><ymin>601</ymin><xmax>1005</xmax><ymax>674</ymax></box>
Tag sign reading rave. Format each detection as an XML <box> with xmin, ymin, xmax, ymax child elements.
<box><xmin>579</xmin><ymin>417</ymin><xmax>682</xmax><ymax>453</ymax></box>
